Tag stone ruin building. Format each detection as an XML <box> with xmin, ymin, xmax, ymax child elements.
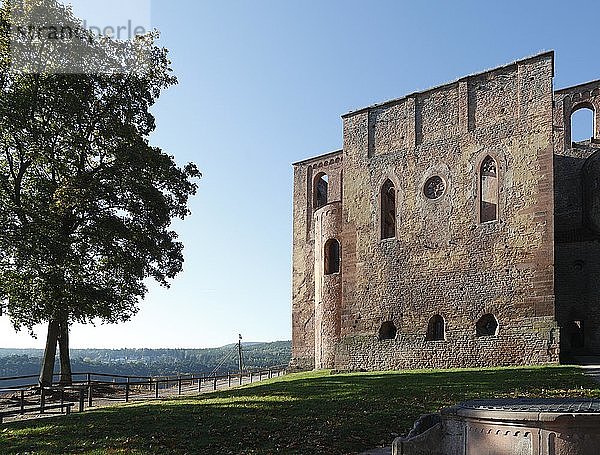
<box><xmin>290</xmin><ymin>51</ymin><xmax>600</xmax><ymax>371</ymax></box>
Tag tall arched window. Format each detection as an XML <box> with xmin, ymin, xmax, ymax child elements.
<box><xmin>314</xmin><ymin>173</ymin><xmax>328</xmax><ymax>210</ymax></box>
<box><xmin>324</xmin><ymin>239</ymin><xmax>340</xmax><ymax>275</ymax></box>
<box><xmin>571</xmin><ymin>106</ymin><xmax>595</xmax><ymax>143</ymax></box>
<box><xmin>426</xmin><ymin>315</ymin><xmax>445</xmax><ymax>341</ymax></box>
<box><xmin>476</xmin><ymin>314</ymin><xmax>499</xmax><ymax>337</ymax></box>
<box><xmin>381</xmin><ymin>179</ymin><xmax>396</xmax><ymax>239</ymax></box>
<box><xmin>480</xmin><ymin>156</ymin><xmax>498</xmax><ymax>223</ymax></box>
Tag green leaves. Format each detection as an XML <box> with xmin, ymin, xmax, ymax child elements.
<box><xmin>0</xmin><ymin>0</ymin><xmax>199</xmax><ymax>331</ymax></box>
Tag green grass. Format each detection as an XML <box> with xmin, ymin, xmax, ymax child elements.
<box><xmin>1</xmin><ymin>366</ymin><xmax>599</xmax><ymax>454</ymax></box>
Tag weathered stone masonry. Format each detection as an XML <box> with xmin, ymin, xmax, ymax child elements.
<box><xmin>291</xmin><ymin>51</ymin><xmax>600</xmax><ymax>371</ymax></box>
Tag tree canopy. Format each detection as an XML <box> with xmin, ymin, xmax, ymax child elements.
<box><xmin>0</xmin><ymin>0</ymin><xmax>200</xmax><ymax>383</ymax></box>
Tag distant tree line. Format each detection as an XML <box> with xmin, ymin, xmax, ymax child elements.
<box><xmin>0</xmin><ymin>341</ymin><xmax>291</xmax><ymax>385</ymax></box>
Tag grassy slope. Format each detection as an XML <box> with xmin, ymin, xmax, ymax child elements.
<box><xmin>1</xmin><ymin>366</ymin><xmax>599</xmax><ymax>454</ymax></box>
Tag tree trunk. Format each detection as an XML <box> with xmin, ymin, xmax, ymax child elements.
<box><xmin>58</xmin><ymin>317</ymin><xmax>72</xmax><ymax>385</ymax></box>
<box><xmin>39</xmin><ymin>319</ymin><xmax>59</xmax><ymax>387</ymax></box>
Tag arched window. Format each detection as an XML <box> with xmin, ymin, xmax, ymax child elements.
<box><xmin>476</xmin><ymin>314</ymin><xmax>499</xmax><ymax>337</ymax></box>
<box><xmin>314</xmin><ymin>173</ymin><xmax>328</xmax><ymax>210</ymax></box>
<box><xmin>426</xmin><ymin>315</ymin><xmax>445</xmax><ymax>341</ymax></box>
<box><xmin>571</xmin><ymin>106</ymin><xmax>594</xmax><ymax>143</ymax></box>
<box><xmin>480</xmin><ymin>156</ymin><xmax>498</xmax><ymax>223</ymax></box>
<box><xmin>381</xmin><ymin>179</ymin><xmax>396</xmax><ymax>239</ymax></box>
<box><xmin>378</xmin><ymin>321</ymin><xmax>397</xmax><ymax>340</ymax></box>
<box><xmin>324</xmin><ymin>239</ymin><xmax>340</xmax><ymax>275</ymax></box>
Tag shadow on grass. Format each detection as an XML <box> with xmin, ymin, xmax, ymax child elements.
<box><xmin>1</xmin><ymin>366</ymin><xmax>598</xmax><ymax>455</ymax></box>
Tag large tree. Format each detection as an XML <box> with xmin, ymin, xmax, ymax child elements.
<box><xmin>0</xmin><ymin>0</ymin><xmax>200</xmax><ymax>386</ymax></box>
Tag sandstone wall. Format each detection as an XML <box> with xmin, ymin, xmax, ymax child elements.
<box><xmin>337</xmin><ymin>52</ymin><xmax>558</xmax><ymax>369</ymax></box>
<box><xmin>552</xmin><ymin>80</ymin><xmax>600</xmax><ymax>358</ymax></box>
<box><xmin>314</xmin><ymin>201</ymin><xmax>342</xmax><ymax>369</ymax></box>
<box><xmin>291</xmin><ymin>152</ymin><xmax>342</xmax><ymax>369</ymax></box>
<box><xmin>292</xmin><ymin>52</ymin><xmax>562</xmax><ymax>371</ymax></box>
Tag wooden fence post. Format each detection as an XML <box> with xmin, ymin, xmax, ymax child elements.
<box><xmin>198</xmin><ymin>375</ymin><xmax>202</xmax><ymax>393</ymax></box>
<box><xmin>79</xmin><ymin>388</ymin><xmax>85</xmax><ymax>412</ymax></box>
<box><xmin>213</xmin><ymin>377</ymin><xmax>217</xmax><ymax>391</ymax></box>
<box><xmin>228</xmin><ymin>374</ymin><xmax>231</xmax><ymax>388</ymax></box>
<box><xmin>155</xmin><ymin>379</ymin><xmax>159</xmax><ymax>399</ymax></box>
<box><xmin>87</xmin><ymin>373</ymin><xmax>93</xmax><ymax>407</ymax></box>
<box><xmin>125</xmin><ymin>379</ymin><xmax>130</xmax><ymax>403</ymax></box>
<box><xmin>40</xmin><ymin>387</ymin><xmax>46</xmax><ymax>414</ymax></box>
<box><xmin>178</xmin><ymin>377</ymin><xmax>182</xmax><ymax>395</ymax></box>
<box><xmin>20</xmin><ymin>389</ymin><xmax>25</xmax><ymax>414</ymax></box>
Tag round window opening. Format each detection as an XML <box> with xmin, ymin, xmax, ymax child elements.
<box><xmin>424</xmin><ymin>176</ymin><xmax>446</xmax><ymax>200</ymax></box>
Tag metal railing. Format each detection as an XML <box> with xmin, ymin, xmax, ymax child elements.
<box><xmin>0</xmin><ymin>366</ymin><xmax>287</xmax><ymax>423</ymax></box>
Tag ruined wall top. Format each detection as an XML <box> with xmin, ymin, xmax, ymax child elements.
<box><xmin>341</xmin><ymin>50</ymin><xmax>554</xmax><ymax>118</ymax></box>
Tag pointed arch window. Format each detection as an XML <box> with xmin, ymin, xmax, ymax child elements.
<box><xmin>426</xmin><ymin>315</ymin><xmax>445</xmax><ymax>341</ymax></box>
<box><xmin>381</xmin><ymin>179</ymin><xmax>396</xmax><ymax>239</ymax></box>
<box><xmin>314</xmin><ymin>173</ymin><xmax>328</xmax><ymax>210</ymax></box>
<box><xmin>480</xmin><ymin>156</ymin><xmax>498</xmax><ymax>223</ymax></box>
<box><xmin>324</xmin><ymin>238</ymin><xmax>340</xmax><ymax>275</ymax></box>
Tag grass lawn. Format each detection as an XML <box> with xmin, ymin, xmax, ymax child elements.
<box><xmin>1</xmin><ymin>366</ymin><xmax>599</xmax><ymax>454</ymax></box>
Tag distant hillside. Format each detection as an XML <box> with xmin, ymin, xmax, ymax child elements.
<box><xmin>0</xmin><ymin>341</ymin><xmax>292</xmax><ymax>382</ymax></box>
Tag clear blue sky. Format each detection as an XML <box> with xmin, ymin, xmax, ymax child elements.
<box><xmin>1</xmin><ymin>0</ymin><xmax>599</xmax><ymax>348</ymax></box>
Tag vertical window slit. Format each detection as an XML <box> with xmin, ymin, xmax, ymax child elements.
<box><xmin>381</xmin><ymin>179</ymin><xmax>396</xmax><ymax>239</ymax></box>
<box><xmin>480</xmin><ymin>156</ymin><xmax>498</xmax><ymax>223</ymax></box>
<box><xmin>324</xmin><ymin>239</ymin><xmax>340</xmax><ymax>275</ymax></box>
